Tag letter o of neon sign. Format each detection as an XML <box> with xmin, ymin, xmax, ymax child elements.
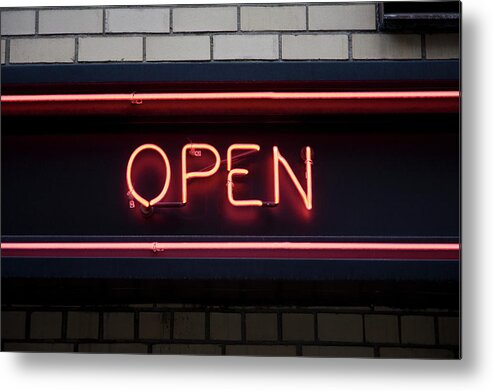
<box><xmin>126</xmin><ymin>144</ymin><xmax>171</xmax><ymax>208</ymax></box>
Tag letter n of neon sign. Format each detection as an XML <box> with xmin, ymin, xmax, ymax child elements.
<box><xmin>273</xmin><ymin>146</ymin><xmax>313</xmax><ymax>210</ymax></box>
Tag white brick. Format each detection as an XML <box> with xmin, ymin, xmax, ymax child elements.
<box><xmin>10</xmin><ymin>38</ymin><xmax>75</xmax><ymax>64</ymax></box>
<box><xmin>1</xmin><ymin>10</ymin><xmax>36</xmax><ymax>36</ymax></box>
<box><xmin>241</xmin><ymin>6</ymin><xmax>306</xmax><ymax>31</ymax></box>
<box><xmin>352</xmin><ymin>34</ymin><xmax>421</xmax><ymax>60</ymax></box>
<box><xmin>282</xmin><ymin>34</ymin><xmax>348</xmax><ymax>60</ymax></box>
<box><xmin>106</xmin><ymin>8</ymin><xmax>170</xmax><ymax>33</ymax></box>
<box><xmin>1</xmin><ymin>40</ymin><xmax>6</xmax><ymax>64</ymax></box>
<box><xmin>401</xmin><ymin>315</ymin><xmax>436</xmax><ymax>345</ymax></box>
<box><xmin>79</xmin><ymin>37</ymin><xmax>142</xmax><ymax>62</ymax></box>
<box><xmin>173</xmin><ymin>7</ymin><xmax>237</xmax><ymax>32</ymax></box>
<box><xmin>426</xmin><ymin>34</ymin><xmax>460</xmax><ymax>59</ymax></box>
<box><xmin>146</xmin><ymin>36</ymin><xmax>210</xmax><ymax>61</ymax></box>
<box><xmin>214</xmin><ymin>35</ymin><xmax>278</xmax><ymax>60</ymax></box>
<box><xmin>309</xmin><ymin>5</ymin><xmax>376</xmax><ymax>30</ymax></box>
<box><xmin>39</xmin><ymin>9</ymin><xmax>103</xmax><ymax>34</ymax></box>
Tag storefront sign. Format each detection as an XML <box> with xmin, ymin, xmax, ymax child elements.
<box><xmin>126</xmin><ymin>143</ymin><xmax>312</xmax><ymax>211</ymax></box>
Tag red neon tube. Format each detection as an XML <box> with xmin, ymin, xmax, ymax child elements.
<box><xmin>1</xmin><ymin>91</ymin><xmax>460</xmax><ymax>116</ymax></box>
<box><xmin>0</xmin><ymin>242</ymin><xmax>460</xmax><ymax>260</ymax></box>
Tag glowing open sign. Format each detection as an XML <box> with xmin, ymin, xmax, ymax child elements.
<box><xmin>126</xmin><ymin>143</ymin><xmax>313</xmax><ymax>212</ymax></box>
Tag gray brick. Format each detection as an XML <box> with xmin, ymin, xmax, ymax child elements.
<box><xmin>318</xmin><ymin>314</ymin><xmax>363</xmax><ymax>342</ymax></box>
<box><xmin>3</xmin><ymin>343</ymin><xmax>73</xmax><ymax>352</ymax></box>
<box><xmin>282</xmin><ymin>34</ymin><xmax>348</xmax><ymax>60</ymax></box>
<box><xmin>401</xmin><ymin>316</ymin><xmax>435</xmax><ymax>345</ymax></box>
<box><xmin>78</xmin><ymin>343</ymin><xmax>147</xmax><ymax>354</ymax></box>
<box><xmin>30</xmin><ymin>312</ymin><xmax>62</xmax><ymax>339</ymax></box>
<box><xmin>1</xmin><ymin>10</ymin><xmax>36</xmax><ymax>36</ymax></box>
<box><xmin>438</xmin><ymin>317</ymin><xmax>460</xmax><ymax>345</ymax></box>
<box><xmin>67</xmin><ymin>312</ymin><xmax>99</xmax><ymax>339</ymax></box>
<box><xmin>106</xmin><ymin>8</ymin><xmax>170</xmax><ymax>33</ymax></box>
<box><xmin>365</xmin><ymin>314</ymin><xmax>399</xmax><ymax>343</ymax></box>
<box><xmin>1</xmin><ymin>39</ymin><xmax>5</xmax><ymax>64</ymax></box>
<box><xmin>78</xmin><ymin>37</ymin><xmax>142</xmax><ymax>62</ymax></box>
<box><xmin>173</xmin><ymin>7</ymin><xmax>237</xmax><ymax>32</ymax></box>
<box><xmin>241</xmin><ymin>6</ymin><xmax>306</xmax><ymax>31</ymax></box>
<box><xmin>39</xmin><ymin>9</ymin><xmax>103</xmax><ymax>34</ymax></box>
<box><xmin>139</xmin><ymin>312</ymin><xmax>171</xmax><ymax>339</ymax></box>
<box><xmin>173</xmin><ymin>312</ymin><xmax>205</xmax><ymax>340</ymax></box>
<box><xmin>210</xmin><ymin>312</ymin><xmax>241</xmax><ymax>341</ymax></box>
<box><xmin>213</xmin><ymin>35</ymin><xmax>278</xmax><ymax>60</ymax></box>
<box><xmin>152</xmin><ymin>344</ymin><xmax>221</xmax><ymax>355</ymax></box>
<box><xmin>282</xmin><ymin>313</ymin><xmax>314</xmax><ymax>341</ymax></box>
<box><xmin>245</xmin><ymin>313</ymin><xmax>278</xmax><ymax>341</ymax></box>
<box><xmin>352</xmin><ymin>34</ymin><xmax>421</xmax><ymax>59</ymax></box>
<box><xmin>426</xmin><ymin>34</ymin><xmax>460</xmax><ymax>59</ymax></box>
<box><xmin>103</xmin><ymin>312</ymin><xmax>134</xmax><ymax>340</ymax></box>
<box><xmin>226</xmin><ymin>344</ymin><xmax>296</xmax><ymax>356</ymax></box>
<box><xmin>303</xmin><ymin>345</ymin><xmax>373</xmax><ymax>358</ymax></box>
<box><xmin>146</xmin><ymin>36</ymin><xmax>210</xmax><ymax>61</ymax></box>
<box><xmin>380</xmin><ymin>347</ymin><xmax>455</xmax><ymax>359</ymax></box>
<box><xmin>309</xmin><ymin>5</ymin><xmax>376</xmax><ymax>30</ymax></box>
<box><xmin>10</xmin><ymin>38</ymin><xmax>75</xmax><ymax>64</ymax></box>
<box><xmin>1</xmin><ymin>311</ymin><xmax>26</xmax><ymax>339</ymax></box>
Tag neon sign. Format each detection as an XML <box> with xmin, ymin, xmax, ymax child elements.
<box><xmin>126</xmin><ymin>143</ymin><xmax>313</xmax><ymax>212</ymax></box>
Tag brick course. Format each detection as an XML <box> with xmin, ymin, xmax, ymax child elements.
<box><xmin>1</xmin><ymin>305</ymin><xmax>460</xmax><ymax>357</ymax></box>
<box><xmin>0</xmin><ymin>3</ymin><xmax>460</xmax><ymax>64</ymax></box>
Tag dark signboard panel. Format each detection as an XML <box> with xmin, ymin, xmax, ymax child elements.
<box><xmin>2</xmin><ymin>114</ymin><xmax>459</xmax><ymax>240</ymax></box>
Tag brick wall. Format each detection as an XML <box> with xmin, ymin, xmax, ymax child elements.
<box><xmin>0</xmin><ymin>3</ymin><xmax>459</xmax><ymax>64</ymax></box>
<box><xmin>1</xmin><ymin>304</ymin><xmax>460</xmax><ymax>357</ymax></box>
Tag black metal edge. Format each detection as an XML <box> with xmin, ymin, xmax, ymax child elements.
<box><xmin>1</xmin><ymin>257</ymin><xmax>460</xmax><ymax>281</ymax></box>
<box><xmin>1</xmin><ymin>61</ymin><xmax>460</xmax><ymax>85</ymax></box>
<box><xmin>1</xmin><ymin>277</ymin><xmax>460</xmax><ymax>308</ymax></box>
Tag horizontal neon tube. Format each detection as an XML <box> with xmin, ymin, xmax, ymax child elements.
<box><xmin>1</xmin><ymin>91</ymin><xmax>460</xmax><ymax>116</ymax></box>
<box><xmin>0</xmin><ymin>242</ymin><xmax>460</xmax><ymax>260</ymax></box>
<box><xmin>0</xmin><ymin>242</ymin><xmax>459</xmax><ymax>250</ymax></box>
<box><xmin>1</xmin><ymin>91</ymin><xmax>459</xmax><ymax>102</ymax></box>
